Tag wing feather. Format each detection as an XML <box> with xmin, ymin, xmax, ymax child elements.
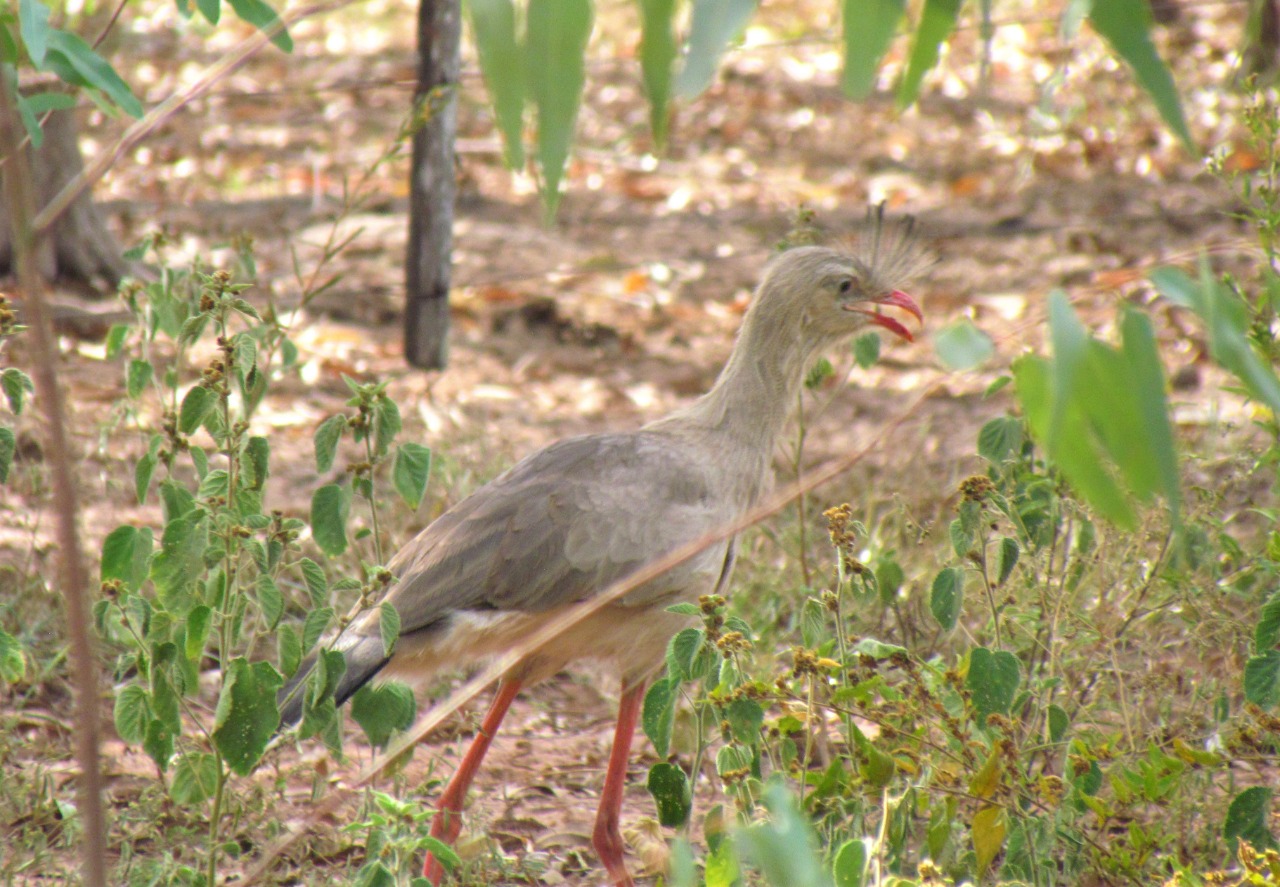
<box><xmin>382</xmin><ymin>432</ymin><xmax>734</xmax><ymax>635</ymax></box>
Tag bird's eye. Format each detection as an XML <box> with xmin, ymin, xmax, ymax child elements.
<box><xmin>837</xmin><ymin>278</ymin><xmax>854</xmax><ymax>295</ymax></box>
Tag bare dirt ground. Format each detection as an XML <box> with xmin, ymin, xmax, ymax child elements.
<box><xmin>0</xmin><ymin>0</ymin><xmax>1271</xmax><ymax>882</ymax></box>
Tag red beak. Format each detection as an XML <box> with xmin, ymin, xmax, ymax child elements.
<box><xmin>845</xmin><ymin>289</ymin><xmax>923</xmax><ymax>342</ymax></box>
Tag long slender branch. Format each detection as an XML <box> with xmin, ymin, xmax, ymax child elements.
<box><xmin>0</xmin><ymin>71</ymin><xmax>106</xmax><ymax>887</ymax></box>
<box><xmin>31</xmin><ymin>0</ymin><xmax>356</xmax><ymax>238</ymax></box>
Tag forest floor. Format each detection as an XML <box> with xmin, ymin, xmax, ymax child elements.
<box><xmin>1</xmin><ymin>0</ymin><xmax>1274</xmax><ymax>883</ymax></box>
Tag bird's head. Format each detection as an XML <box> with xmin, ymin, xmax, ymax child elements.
<box><xmin>753</xmin><ymin>209</ymin><xmax>925</xmax><ymax>344</ymax></box>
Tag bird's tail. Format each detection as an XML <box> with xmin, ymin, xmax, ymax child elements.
<box><xmin>277</xmin><ymin>634</ymin><xmax>390</xmax><ymax>727</ymax></box>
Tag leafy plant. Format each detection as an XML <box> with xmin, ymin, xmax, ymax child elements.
<box><xmin>93</xmin><ymin>239</ymin><xmax>425</xmax><ymax>882</ymax></box>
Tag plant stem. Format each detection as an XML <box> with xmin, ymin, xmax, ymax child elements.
<box><xmin>795</xmin><ymin>391</ymin><xmax>810</xmax><ymax>587</ymax></box>
<box><xmin>206</xmin><ymin>755</ymin><xmax>228</xmax><ymax>887</ymax></box>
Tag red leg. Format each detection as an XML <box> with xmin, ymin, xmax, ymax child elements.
<box><xmin>423</xmin><ymin>679</ymin><xmax>523</xmax><ymax>884</ymax></box>
<box><xmin>592</xmin><ymin>680</ymin><xmax>645</xmax><ymax>887</ymax></box>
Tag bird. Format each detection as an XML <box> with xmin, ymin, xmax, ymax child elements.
<box><xmin>279</xmin><ymin>208</ymin><xmax>924</xmax><ymax>885</ymax></box>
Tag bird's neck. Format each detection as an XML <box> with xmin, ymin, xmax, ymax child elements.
<box><xmin>650</xmin><ymin>308</ymin><xmax>822</xmax><ymax>458</ymax></box>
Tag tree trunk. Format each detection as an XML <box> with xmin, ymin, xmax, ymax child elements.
<box><xmin>403</xmin><ymin>0</ymin><xmax>461</xmax><ymax>370</ymax></box>
<box><xmin>0</xmin><ymin>106</ymin><xmax>130</xmax><ymax>291</ymax></box>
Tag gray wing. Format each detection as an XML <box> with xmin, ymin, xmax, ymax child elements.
<box><xmin>381</xmin><ymin>432</ymin><xmax>734</xmax><ymax>635</ymax></box>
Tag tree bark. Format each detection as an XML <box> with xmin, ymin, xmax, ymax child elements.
<box><xmin>403</xmin><ymin>0</ymin><xmax>461</xmax><ymax>370</ymax></box>
<box><xmin>0</xmin><ymin>106</ymin><xmax>130</xmax><ymax>290</ymax></box>
<box><xmin>0</xmin><ymin>74</ymin><xmax>108</xmax><ymax>887</ymax></box>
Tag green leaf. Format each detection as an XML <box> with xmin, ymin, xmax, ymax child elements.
<box><xmin>929</xmin><ymin>567</ymin><xmax>964</xmax><ymax>631</ymax></box>
<box><xmin>299</xmin><ymin>557</ymin><xmax>328</xmax><ymax>606</ymax></box>
<box><xmin>853</xmin><ymin>331</ymin><xmax>881</xmax><ymax>369</ymax></box>
<box><xmin>114</xmin><ymin>685</ymin><xmax>149</xmax><ymax>744</ymax></box>
<box><xmin>227</xmin><ymin>0</ymin><xmax>292</xmax><ymax>51</ymax></box>
<box><xmin>832</xmin><ymin>837</ymin><xmax>871</xmax><ymax>887</ymax></box>
<box><xmin>1047</xmin><ymin>704</ymin><xmax>1070</xmax><ymax>742</ymax></box>
<box><xmin>1088</xmin><ymin>0</ymin><xmax>1193</xmax><ymax>151</ymax></box>
<box><xmin>666</xmin><ymin>602</ymin><xmax>701</xmax><ymax>616</ymax></box>
<box><xmin>1148</xmin><ymin>265</ymin><xmax>1197</xmax><ymax>309</ymax></box>
<box><xmin>977</xmin><ymin>416</ymin><xmax>1022</xmax><ymax>464</ymax></box>
<box><xmin>23</xmin><ymin>90</ymin><xmax>77</xmax><ymax>116</ymax></box>
<box><xmin>420</xmin><ymin>838</ymin><xmax>460</xmax><ymax>874</ymax></box>
<box><xmin>100</xmin><ymin>525</ymin><xmax>152</xmax><ymax>592</ymax></box>
<box><xmin>638</xmin><ymin>0</ymin><xmax>678</xmax><ymax>148</ymax></box>
<box><xmin>468</xmin><ymin>0</ymin><xmax>525</xmax><ymax>168</ymax></box>
<box><xmin>841</xmin><ymin>0</ymin><xmax>904</xmax><ymax>99</ymax></box>
<box><xmin>379</xmin><ymin>602</ymin><xmax>401</xmax><ymax>658</ymax></box>
<box><xmin>972</xmin><ymin>805</ymin><xmax>1007</xmax><ymax>875</ymax></box>
<box><xmin>896</xmin><ymin>0</ymin><xmax>962</xmax><ymax>109</ymax></box>
<box><xmin>277</xmin><ymin>624</ymin><xmax>302</xmax><ymax>678</ymax></box>
<box><xmin>800</xmin><ymin>597</ymin><xmax>826</xmax><ymax>648</ymax></box>
<box><xmin>804</xmin><ymin>356</ymin><xmax>834</xmax><ymax>390</ymax></box>
<box><xmin>0</xmin><ymin>427</ymin><xmax>14</xmax><ymax>484</ymax></box>
<box><xmin>935</xmin><ymin>317</ymin><xmax>994</xmax><ymax>370</ymax></box>
<box><xmin>170</xmin><ymin>752</ymin><xmax>219</xmax><ymax>804</ymax></box>
<box><xmin>194</xmin><ymin>0</ymin><xmax>221</xmax><ymax>23</ymax></box>
<box><xmin>159</xmin><ymin>477</ymin><xmax>199</xmax><ymax>522</ymax></box>
<box><xmin>15</xmin><ymin>94</ymin><xmax>44</xmax><ymax>147</ymax></box>
<box><xmin>1</xmin><ymin>368</ymin><xmax>34</xmax><ymax>415</ymax></box>
<box><xmin>968</xmin><ymin>647</ymin><xmax>1021</xmax><ymax>720</ymax></box>
<box><xmin>392</xmin><ymin>442</ymin><xmax>432</xmax><ymax>510</ymax></box>
<box><xmin>1014</xmin><ymin>353</ymin><xmax>1137</xmax><ymax>529</ymax></box>
<box><xmin>302</xmin><ymin>606</ymin><xmax>334</xmax><ymax>654</ymax></box>
<box><xmin>212</xmin><ymin>658</ymin><xmax>283</xmax><ymax>776</ymax></box>
<box><xmin>1119</xmin><ymin>308</ymin><xmax>1180</xmax><ymax>520</ymax></box>
<box><xmin>310</xmin><ymin>484</ymin><xmax>350</xmax><ymax>557</ymax></box>
<box><xmin>1244</xmin><ymin>651</ymin><xmax>1280</xmax><ymax>709</ymax></box>
<box><xmin>257</xmin><ymin>574</ymin><xmax>283</xmax><ymax>630</ymax></box>
<box><xmin>134</xmin><ymin>449</ymin><xmax>157</xmax><ymax>504</ymax></box>
<box><xmin>185</xmin><ymin>605</ymin><xmax>213</xmax><ymax>662</ymax></box>
<box><xmin>1223</xmin><ymin>786</ymin><xmax>1275</xmax><ymax>851</ymax></box>
<box><xmin>243</xmin><ymin>435</ymin><xmax>270</xmax><ymax>491</ymax></box>
<box><xmin>150</xmin><ymin>514</ymin><xmax>209</xmax><ymax>605</ymax></box>
<box><xmin>874</xmin><ymin>559</ymin><xmax>903</xmax><ymax>605</ymax></box>
<box><xmin>642</xmin><ymin>676</ymin><xmax>678</xmax><ymax>757</ymax></box>
<box><xmin>20</xmin><ymin>0</ymin><xmax>52</xmax><ymax>67</ymax></box>
<box><xmin>1256</xmin><ymin>592</ymin><xmax>1280</xmax><ymax>652</ymax></box>
<box><xmin>372</xmin><ymin>395</ymin><xmax>401</xmax><ymax>457</ymax></box>
<box><xmin>0</xmin><ymin>629</ymin><xmax>25</xmax><ymax>683</ymax></box>
<box><xmin>43</xmin><ymin>29</ymin><xmax>143</xmax><ymax>117</ymax></box>
<box><xmin>949</xmin><ymin>517</ymin><xmax>974</xmax><ymax>558</ymax></box>
<box><xmin>674</xmin><ymin>0</ymin><xmax>758</xmax><ymax>98</ymax></box>
<box><xmin>125</xmin><ymin>359</ymin><xmax>153</xmax><ymax>399</ymax></box>
<box><xmin>350</xmin><ymin>682</ymin><xmax>416</xmax><ymax>748</ymax></box>
<box><xmin>1170</xmin><ymin>259</ymin><xmax>1280</xmax><ymax>414</ymax></box>
<box><xmin>647</xmin><ymin>761</ymin><xmax>693</xmax><ymax>827</ymax></box>
<box><xmin>526</xmin><ymin>0</ymin><xmax>592</xmax><ymax>218</ymax></box>
<box><xmin>666</xmin><ymin>627</ymin><xmax>704</xmax><ymax>682</ymax></box>
<box><xmin>994</xmin><ymin>536</ymin><xmax>1019</xmax><ymax>586</ymax></box>
<box><xmin>150</xmin><ymin>665</ymin><xmax>180</xmax><ymax>732</ymax></box>
<box><xmin>313</xmin><ymin>415</ymin><xmax>345</xmax><ymax>473</ymax></box>
<box><xmin>724</xmin><ymin>697</ymin><xmax>763</xmax><ymax>744</ymax></box>
<box><xmin>178</xmin><ymin>385</ymin><xmax>215</xmax><ymax>435</ymax></box>
<box><xmin>734</xmin><ymin>781</ymin><xmax>825</xmax><ymax>887</ymax></box>
<box><xmin>143</xmin><ymin>717</ymin><xmax>175</xmax><ymax>771</ymax></box>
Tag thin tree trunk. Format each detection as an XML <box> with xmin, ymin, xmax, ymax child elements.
<box><xmin>0</xmin><ymin>74</ymin><xmax>107</xmax><ymax>887</ymax></box>
<box><xmin>0</xmin><ymin>105</ymin><xmax>131</xmax><ymax>289</ymax></box>
<box><xmin>403</xmin><ymin>0</ymin><xmax>461</xmax><ymax>370</ymax></box>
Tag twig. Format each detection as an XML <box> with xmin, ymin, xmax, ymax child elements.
<box><xmin>0</xmin><ymin>69</ymin><xmax>106</xmax><ymax>887</ymax></box>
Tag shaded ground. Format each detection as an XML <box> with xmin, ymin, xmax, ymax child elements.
<box><xmin>0</xmin><ymin>0</ymin><xmax>1271</xmax><ymax>882</ymax></box>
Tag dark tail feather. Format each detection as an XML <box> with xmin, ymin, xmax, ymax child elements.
<box><xmin>277</xmin><ymin>635</ymin><xmax>391</xmax><ymax>728</ymax></box>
